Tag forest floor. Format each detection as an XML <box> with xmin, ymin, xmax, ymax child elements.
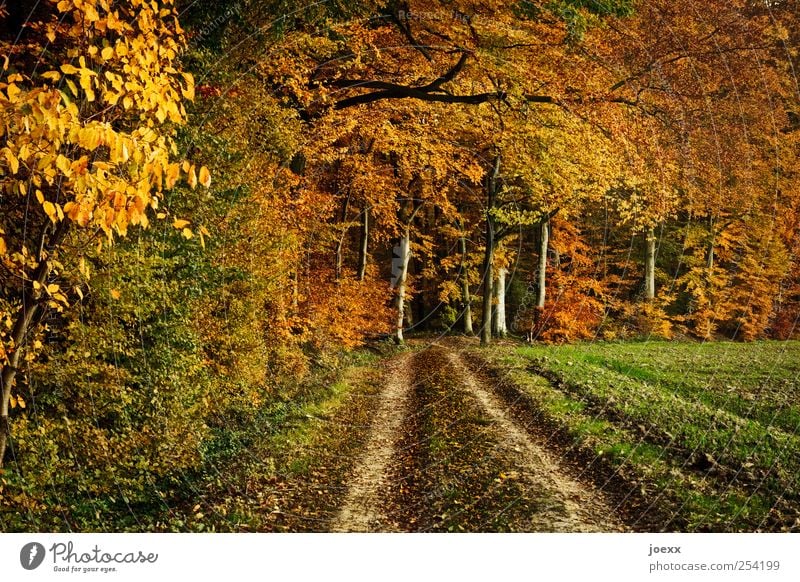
<box><xmin>197</xmin><ymin>337</ymin><xmax>800</xmax><ymax>533</ymax></box>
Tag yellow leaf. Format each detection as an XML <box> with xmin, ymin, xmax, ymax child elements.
<box><xmin>41</xmin><ymin>71</ymin><xmax>61</xmax><ymax>82</ymax></box>
<box><xmin>181</xmin><ymin>72</ymin><xmax>195</xmax><ymax>100</ymax></box>
<box><xmin>78</xmin><ymin>257</ymin><xmax>89</xmax><ymax>278</ymax></box>
<box><xmin>63</xmin><ymin>201</ymin><xmax>78</xmax><ymax>220</ymax></box>
<box><xmin>60</xmin><ymin>63</ymin><xmax>79</xmax><ymax>75</ymax></box>
<box><xmin>3</xmin><ymin>148</ymin><xmax>19</xmax><ymax>174</ymax></box>
<box><xmin>110</xmin><ymin>289</ymin><xmax>121</xmax><ymax>300</ymax></box>
<box><xmin>52</xmin><ymin>292</ymin><xmax>69</xmax><ymax>305</ymax></box>
<box><xmin>6</xmin><ymin>83</ymin><xmax>21</xmax><ymax>102</ymax></box>
<box><xmin>173</xmin><ymin>219</ymin><xmax>190</xmax><ymax>229</ymax></box>
<box><xmin>17</xmin><ymin>396</ymin><xmax>26</xmax><ymax>409</ymax></box>
<box><xmin>187</xmin><ymin>165</ymin><xmax>197</xmax><ymax>189</ymax></box>
<box><xmin>103</xmin><ymin>90</ymin><xmax>121</xmax><ymax>106</ymax></box>
<box><xmin>43</xmin><ymin>201</ymin><xmax>57</xmax><ymax>223</ymax></box>
<box><xmin>101</xmin><ymin>46</ymin><xmax>114</xmax><ymax>60</ymax></box>
<box><xmin>80</xmin><ymin>72</ymin><xmax>92</xmax><ymax>92</ymax></box>
<box><xmin>199</xmin><ymin>165</ymin><xmax>211</xmax><ymax>188</ymax></box>
<box><xmin>9</xmin><ymin>395</ymin><xmax>16</xmax><ymax>409</ymax></box>
<box><xmin>0</xmin><ymin>237</ymin><xmax>6</xmax><ymax>255</ymax></box>
<box><xmin>181</xmin><ymin>227</ymin><xmax>193</xmax><ymax>239</ymax></box>
<box><xmin>65</xmin><ymin>78</ymin><xmax>79</xmax><ymax>97</ymax></box>
<box><xmin>56</xmin><ymin>154</ymin><xmax>71</xmax><ymax>174</ymax></box>
<box><xmin>165</xmin><ymin>163</ymin><xmax>180</xmax><ymax>188</ymax></box>
<box><xmin>46</xmin><ymin>283</ymin><xmax>60</xmax><ymax>294</ymax></box>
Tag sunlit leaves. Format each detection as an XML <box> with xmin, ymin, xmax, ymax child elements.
<box><xmin>199</xmin><ymin>166</ymin><xmax>211</xmax><ymax>188</ymax></box>
<box><xmin>0</xmin><ymin>0</ymin><xmax>206</xmax><ymax>423</ymax></box>
<box><xmin>0</xmin><ymin>0</ymin><xmax>201</xmax><ymax>258</ymax></box>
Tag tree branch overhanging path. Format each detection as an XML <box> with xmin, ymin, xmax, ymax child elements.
<box><xmin>328</xmin><ymin>51</ymin><xmax>557</xmax><ymax>110</ymax></box>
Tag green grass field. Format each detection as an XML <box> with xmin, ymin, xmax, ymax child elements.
<box><xmin>480</xmin><ymin>340</ymin><xmax>800</xmax><ymax>531</ymax></box>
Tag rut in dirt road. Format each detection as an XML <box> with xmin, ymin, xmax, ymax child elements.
<box><xmin>332</xmin><ymin>351</ymin><xmax>414</xmax><ymax>532</ymax></box>
<box><xmin>443</xmin><ymin>347</ymin><xmax>627</xmax><ymax>532</ymax></box>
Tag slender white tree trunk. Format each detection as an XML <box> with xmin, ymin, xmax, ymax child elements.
<box><xmin>536</xmin><ymin>219</ymin><xmax>549</xmax><ymax>309</ymax></box>
<box><xmin>394</xmin><ymin>232</ymin><xmax>411</xmax><ymax>344</ymax></box>
<box><xmin>494</xmin><ymin>266</ymin><xmax>507</xmax><ymax>337</ymax></box>
<box><xmin>480</xmin><ymin>156</ymin><xmax>501</xmax><ymax>347</ymax></box>
<box><xmin>357</xmin><ymin>208</ymin><xmax>369</xmax><ymax>281</ymax></box>
<box><xmin>645</xmin><ymin>227</ymin><xmax>656</xmax><ymax>301</ymax></box>
<box><xmin>459</xmin><ymin>235</ymin><xmax>473</xmax><ymax>335</ymax></box>
<box><xmin>706</xmin><ymin>216</ymin><xmax>715</xmax><ymax>272</ymax></box>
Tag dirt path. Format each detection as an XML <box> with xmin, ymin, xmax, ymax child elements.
<box><xmin>331</xmin><ymin>351</ymin><xmax>414</xmax><ymax>532</ymax></box>
<box><xmin>443</xmin><ymin>348</ymin><xmax>627</xmax><ymax>532</ymax></box>
<box><xmin>332</xmin><ymin>342</ymin><xmax>626</xmax><ymax>532</ymax></box>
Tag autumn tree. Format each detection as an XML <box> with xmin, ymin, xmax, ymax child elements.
<box><xmin>0</xmin><ymin>0</ymin><xmax>205</xmax><ymax>466</ymax></box>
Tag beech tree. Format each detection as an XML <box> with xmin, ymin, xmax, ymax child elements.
<box><xmin>0</xmin><ymin>0</ymin><xmax>206</xmax><ymax>466</ymax></box>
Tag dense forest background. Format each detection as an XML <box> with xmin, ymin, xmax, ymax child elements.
<box><xmin>1</xmin><ymin>0</ymin><xmax>799</xmax><ymax>530</ymax></box>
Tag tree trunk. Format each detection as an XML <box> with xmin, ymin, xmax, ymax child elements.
<box><xmin>494</xmin><ymin>266</ymin><xmax>507</xmax><ymax>337</ymax></box>
<box><xmin>0</xmin><ymin>221</ymin><xmax>69</xmax><ymax>467</ymax></box>
<box><xmin>530</xmin><ymin>218</ymin><xmax>550</xmax><ymax>338</ymax></box>
<box><xmin>357</xmin><ymin>207</ymin><xmax>369</xmax><ymax>281</ymax></box>
<box><xmin>706</xmin><ymin>240</ymin><xmax>714</xmax><ymax>271</ymax></box>
<box><xmin>0</xmin><ymin>322</ymin><xmax>33</xmax><ymax>468</ymax></box>
<box><xmin>334</xmin><ymin>196</ymin><xmax>351</xmax><ymax>281</ymax></box>
<box><xmin>480</xmin><ymin>156</ymin><xmax>501</xmax><ymax>347</ymax></box>
<box><xmin>706</xmin><ymin>216</ymin><xmax>715</xmax><ymax>272</ymax></box>
<box><xmin>536</xmin><ymin>218</ymin><xmax>549</xmax><ymax>310</ymax></box>
<box><xmin>645</xmin><ymin>226</ymin><xmax>656</xmax><ymax>301</ymax></box>
<box><xmin>334</xmin><ymin>241</ymin><xmax>343</xmax><ymax>281</ymax></box>
<box><xmin>459</xmin><ymin>234</ymin><xmax>473</xmax><ymax>335</ymax></box>
<box><xmin>480</xmin><ymin>237</ymin><xmax>494</xmax><ymax>346</ymax></box>
<box><xmin>394</xmin><ymin>230</ymin><xmax>411</xmax><ymax>344</ymax></box>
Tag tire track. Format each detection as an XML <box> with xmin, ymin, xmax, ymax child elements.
<box><xmin>443</xmin><ymin>348</ymin><xmax>627</xmax><ymax>532</ymax></box>
<box><xmin>332</xmin><ymin>351</ymin><xmax>414</xmax><ymax>532</ymax></box>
